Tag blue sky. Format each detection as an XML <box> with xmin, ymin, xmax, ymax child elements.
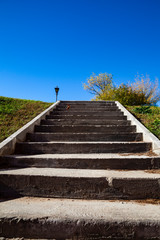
<box><xmin>0</xmin><ymin>0</ymin><xmax>160</xmax><ymax>104</ymax></box>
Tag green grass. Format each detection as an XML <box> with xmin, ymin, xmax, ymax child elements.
<box><xmin>126</xmin><ymin>105</ymin><xmax>160</xmax><ymax>140</ymax></box>
<box><xmin>0</xmin><ymin>96</ymin><xmax>52</xmax><ymax>143</ymax></box>
<box><xmin>1</xmin><ymin>97</ymin><xmax>159</xmax><ymax>143</ymax></box>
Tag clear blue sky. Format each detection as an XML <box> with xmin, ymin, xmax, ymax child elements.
<box><xmin>0</xmin><ymin>0</ymin><xmax>160</xmax><ymax>103</ymax></box>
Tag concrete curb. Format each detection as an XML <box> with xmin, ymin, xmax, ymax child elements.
<box><xmin>0</xmin><ymin>101</ymin><xmax>60</xmax><ymax>156</ymax></box>
<box><xmin>116</xmin><ymin>101</ymin><xmax>160</xmax><ymax>155</ymax></box>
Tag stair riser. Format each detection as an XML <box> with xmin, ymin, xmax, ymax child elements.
<box><xmin>55</xmin><ymin>107</ymin><xmax>120</xmax><ymax>111</ymax></box>
<box><xmin>60</xmin><ymin>101</ymin><xmax>116</xmax><ymax>104</ymax></box>
<box><xmin>57</xmin><ymin>105</ymin><xmax>117</xmax><ymax>109</ymax></box>
<box><xmin>35</xmin><ymin>125</ymin><xmax>136</xmax><ymax>133</ymax></box>
<box><xmin>1</xmin><ymin>218</ymin><xmax>160</xmax><ymax>239</ymax></box>
<box><xmin>46</xmin><ymin>115</ymin><xmax>127</xmax><ymax>120</ymax></box>
<box><xmin>0</xmin><ymin>99</ymin><xmax>159</xmax><ymax>240</ymax></box>
<box><xmin>41</xmin><ymin>119</ymin><xmax>131</xmax><ymax>126</ymax></box>
<box><xmin>27</xmin><ymin>133</ymin><xmax>143</xmax><ymax>142</ymax></box>
<box><xmin>1</xmin><ymin>156</ymin><xmax>159</xmax><ymax>170</ymax></box>
<box><xmin>59</xmin><ymin>102</ymin><xmax>116</xmax><ymax>105</ymax></box>
<box><xmin>0</xmin><ymin>175</ymin><xmax>159</xmax><ymax>199</ymax></box>
<box><xmin>15</xmin><ymin>143</ymin><xmax>152</xmax><ymax>154</ymax></box>
<box><xmin>51</xmin><ymin>111</ymin><xmax>123</xmax><ymax>116</ymax></box>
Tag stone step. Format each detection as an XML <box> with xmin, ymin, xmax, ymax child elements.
<box><xmin>1</xmin><ymin>99</ymin><xmax>159</xmax><ymax>240</ymax></box>
<box><xmin>1</xmin><ymin>154</ymin><xmax>159</xmax><ymax>170</ymax></box>
<box><xmin>55</xmin><ymin>107</ymin><xmax>120</xmax><ymax>111</ymax></box>
<box><xmin>0</xmin><ymin>168</ymin><xmax>160</xmax><ymax>199</ymax></box>
<box><xmin>60</xmin><ymin>100</ymin><xmax>116</xmax><ymax>104</ymax></box>
<box><xmin>51</xmin><ymin>111</ymin><xmax>123</xmax><ymax>116</ymax></box>
<box><xmin>1</xmin><ymin>197</ymin><xmax>160</xmax><ymax>239</ymax></box>
<box><xmin>41</xmin><ymin>119</ymin><xmax>131</xmax><ymax>126</ymax></box>
<box><xmin>46</xmin><ymin>114</ymin><xmax>127</xmax><ymax>120</ymax></box>
<box><xmin>35</xmin><ymin>125</ymin><xmax>136</xmax><ymax>133</ymax></box>
<box><xmin>58</xmin><ymin>103</ymin><xmax>117</xmax><ymax>108</ymax></box>
<box><xmin>15</xmin><ymin>142</ymin><xmax>152</xmax><ymax>154</ymax></box>
<box><xmin>27</xmin><ymin>132</ymin><xmax>143</xmax><ymax>142</ymax></box>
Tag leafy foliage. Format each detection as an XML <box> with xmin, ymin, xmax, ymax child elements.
<box><xmin>98</xmin><ymin>83</ymin><xmax>148</xmax><ymax>105</ymax></box>
<box><xmin>84</xmin><ymin>73</ymin><xmax>160</xmax><ymax>106</ymax></box>
<box><xmin>83</xmin><ymin>73</ymin><xmax>113</xmax><ymax>97</ymax></box>
<box><xmin>133</xmin><ymin>106</ymin><xmax>152</xmax><ymax>114</ymax></box>
<box><xmin>150</xmin><ymin>118</ymin><xmax>160</xmax><ymax>137</ymax></box>
<box><xmin>131</xmin><ymin>74</ymin><xmax>160</xmax><ymax>105</ymax></box>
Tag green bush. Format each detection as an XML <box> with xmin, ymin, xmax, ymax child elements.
<box><xmin>97</xmin><ymin>84</ymin><xmax>149</xmax><ymax>105</ymax></box>
<box><xmin>133</xmin><ymin>106</ymin><xmax>152</xmax><ymax>114</ymax></box>
<box><xmin>84</xmin><ymin>73</ymin><xmax>160</xmax><ymax>106</ymax></box>
<box><xmin>149</xmin><ymin>118</ymin><xmax>160</xmax><ymax>134</ymax></box>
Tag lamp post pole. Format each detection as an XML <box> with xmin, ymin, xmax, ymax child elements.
<box><xmin>54</xmin><ymin>86</ymin><xmax>59</xmax><ymax>102</ymax></box>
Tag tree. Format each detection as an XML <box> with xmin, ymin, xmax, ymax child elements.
<box><xmin>113</xmin><ymin>84</ymin><xmax>147</xmax><ymax>105</ymax></box>
<box><xmin>97</xmin><ymin>83</ymin><xmax>147</xmax><ymax>105</ymax></box>
<box><xmin>131</xmin><ymin>74</ymin><xmax>160</xmax><ymax>105</ymax></box>
<box><xmin>83</xmin><ymin>73</ymin><xmax>160</xmax><ymax>105</ymax></box>
<box><xmin>83</xmin><ymin>73</ymin><xmax>113</xmax><ymax>98</ymax></box>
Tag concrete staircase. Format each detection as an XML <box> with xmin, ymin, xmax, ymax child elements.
<box><xmin>0</xmin><ymin>101</ymin><xmax>160</xmax><ymax>239</ymax></box>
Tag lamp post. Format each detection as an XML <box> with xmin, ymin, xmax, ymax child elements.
<box><xmin>54</xmin><ymin>86</ymin><xmax>59</xmax><ymax>102</ymax></box>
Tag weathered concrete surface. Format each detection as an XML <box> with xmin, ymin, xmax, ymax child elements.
<box><xmin>15</xmin><ymin>141</ymin><xmax>152</xmax><ymax>154</ymax></box>
<box><xmin>1</xmin><ymin>167</ymin><xmax>159</xmax><ymax>179</ymax></box>
<box><xmin>0</xmin><ymin>100</ymin><xmax>159</xmax><ymax>239</ymax></box>
<box><xmin>34</xmin><ymin>124</ymin><xmax>136</xmax><ymax>133</ymax></box>
<box><xmin>57</xmin><ymin>102</ymin><xmax>117</xmax><ymax>107</ymax></box>
<box><xmin>0</xmin><ymin>168</ymin><xmax>159</xmax><ymax>199</ymax></box>
<box><xmin>51</xmin><ymin>110</ymin><xmax>124</xmax><ymax>116</ymax></box>
<box><xmin>1</xmin><ymin>153</ymin><xmax>160</xmax><ymax>169</ymax></box>
<box><xmin>27</xmin><ymin>132</ymin><xmax>142</xmax><ymax>142</ymax></box>
<box><xmin>0</xmin><ymin>197</ymin><xmax>160</xmax><ymax>239</ymax></box>
<box><xmin>60</xmin><ymin>100</ymin><xmax>116</xmax><ymax>104</ymax></box>
<box><xmin>41</xmin><ymin>118</ymin><xmax>131</xmax><ymax>125</ymax></box>
<box><xmin>56</xmin><ymin>103</ymin><xmax>118</xmax><ymax>108</ymax></box>
<box><xmin>55</xmin><ymin>107</ymin><xmax>120</xmax><ymax>111</ymax></box>
<box><xmin>46</xmin><ymin>114</ymin><xmax>128</xmax><ymax>120</ymax></box>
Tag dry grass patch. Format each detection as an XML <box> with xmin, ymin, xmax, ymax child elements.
<box><xmin>0</xmin><ymin>96</ymin><xmax>52</xmax><ymax>143</ymax></box>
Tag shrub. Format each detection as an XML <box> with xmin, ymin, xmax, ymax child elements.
<box><xmin>83</xmin><ymin>73</ymin><xmax>160</xmax><ymax>106</ymax></box>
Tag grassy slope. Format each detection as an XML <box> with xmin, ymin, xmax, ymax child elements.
<box><xmin>0</xmin><ymin>97</ymin><xmax>159</xmax><ymax>143</ymax></box>
<box><xmin>126</xmin><ymin>106</ymin><xmax>160</xmax><ymax>140</ymax></box>
<box><xmin>0</xmin><ymin>96</ymin><xmax>52</xmax><ymax>143</ymax></box>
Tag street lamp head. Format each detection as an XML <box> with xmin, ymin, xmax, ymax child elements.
<box><xmin>55</xmin><ymin>86</ymin><xmax>59</xmax><ymax>94</ymax></box>
<box><xmin>54</xmin><ymin>86</ymin><xmax>59</xmax><ymax>102</ymax></box>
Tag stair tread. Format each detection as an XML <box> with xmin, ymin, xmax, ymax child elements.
<box><xmin>1</xmin><ymin>100</ymin><xmax>160</xmax><ymax>239</ymax></box>
<box><xmin>1</xmin><ymin>197</ymin><xmax>160</xmax><ymax>221</ymax></box>
<box><xmin>3</xmin><ymin>153</ymin><xmax>159</xmax><ymax>159</ymax></box>
<box><xmin>1</xmin><ymin>167</ymin><xmax>160</xmax><ymax>178</ymax></box>
<box><xmin>30</xmin><ymin>132</ymin><xmax>139</xmax><ymax>135</ymax></box>
<box><xmin>38</xmin><ymin>125</ymin><xmax>131</xmax><ymax>127</ymax></box>
<box><xmin>43</xmin><ymin>119</ymin><xmax>129</xmax><ymax>121</ymax></box>
<box><xmin>48</xmin><ymin>114</ymin><xmax>125</xmax><ymax>116</ymax></box>
<box><xmin>42</xmin><ymin>120</ymin><xmax>131</xmax><ymax>125</ymax></box>
<box><xmin>18</xmin><ymin>141</ymin><xmax>148</xmax><ymax>144</ymax></box>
